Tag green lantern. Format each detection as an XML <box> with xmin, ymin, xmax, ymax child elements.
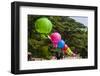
<box><xmin>35</xmin><ymin>17</ymin><xmax>53</xmax><ymax>34</ymax></box>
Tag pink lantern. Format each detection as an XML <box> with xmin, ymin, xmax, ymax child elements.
<box><xmin>49</xmin><ymin>32</ymin><xmax>61</xmax><ymax>48</ymax></box>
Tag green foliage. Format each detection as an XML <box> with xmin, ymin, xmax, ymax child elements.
<box><xmin>28</xmin><ymin>15</ymin><xmax>88</xmax><ymax>59</ymax></box>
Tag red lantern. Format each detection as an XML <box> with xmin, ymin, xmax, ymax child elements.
<box><xmin>62</xmin><ymin>44</ymin><xmax>68</xmax><ymax>53</ymax></box>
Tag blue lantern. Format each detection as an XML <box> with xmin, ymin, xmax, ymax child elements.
<box><xmin>58</xmin><ymin>40</ymin><xmax>65</xmax><ymax>48</ymax></box>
